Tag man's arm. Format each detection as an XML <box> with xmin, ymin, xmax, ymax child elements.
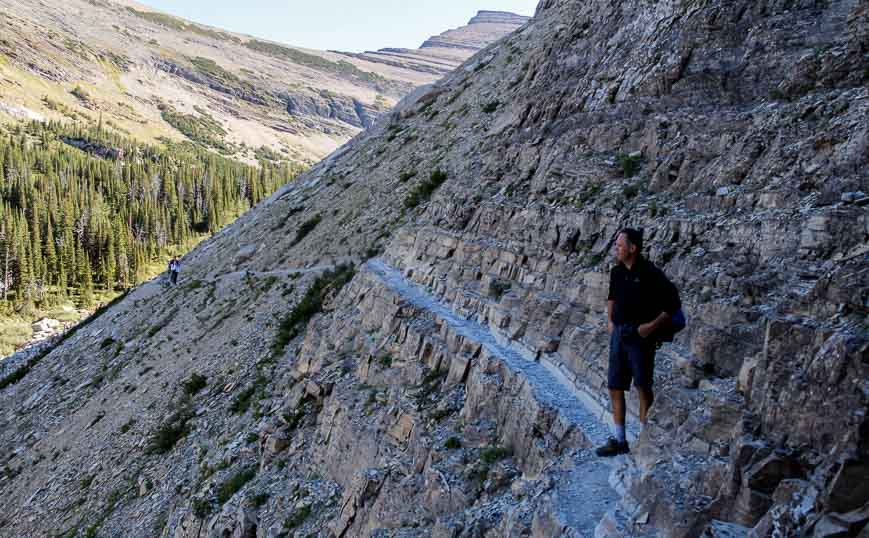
<box><xmin>638</xmin><ymin>311</ymin><xmax>669</xmax><ymax>338</ymax></box>
<box><xmin>607</xmin><ymin>267</ymin><xmax>616</xmax><ymax>334</ymax></box>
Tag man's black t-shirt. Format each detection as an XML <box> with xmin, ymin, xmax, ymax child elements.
<box><xmin>608</xmin><ymin>256</ymin><xmax>680</xmax><ymax>326</ymax></box>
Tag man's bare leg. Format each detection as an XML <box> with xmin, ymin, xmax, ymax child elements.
<box><xmin>597</xmin><ymin>389</ymin><xmax>630</xmax><ymax>455</ymax></box>
<box><xmin>610</xmin><ymin>388</ymin><xmax>626</xmax><ymax>437</ymax></box>
<box><xmin>637</xmin><ymin>386</ymin><xmax>654</xmax><ymax>425</ymax></box>
<box><xmin>610</xmin><ymin>389</ymin><xmax>626</xmax><ymax>425</ymax></box>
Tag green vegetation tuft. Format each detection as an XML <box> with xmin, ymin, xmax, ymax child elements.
<box><xmin>217</xmin><ymin>467</ymin><xmax>257</xmax><ymax>504</ymax></box>
<box><xmin>71</xmin><ymin>86</ymin><xmax>90</xmax><ymax>101</ymax></box>
<box><xmin>189</xmin><ymin>56</ymin><xmax>240</xmax><ymax>83</ymax></box>
<box><xmin>616</xmin><ymin>153</ymin><xmax>642</xmax><ymax>178</ymax></box>
<box><xmin>444</xmin><ymin>437</ymin><xmax>461</xmax><ymax>449</ymax></box>
<box><xmin>158</xmin><ymin>104</ymin><xmax>231</xmax><ymax>152</ymax></box>
<box><xmin>230</xmin><ymin>386</ymin><xmax>256</xmax><ymax>414</ymax></box>
<box><xmin>404</xmin><ymin>169</ymin><xmax>448</xmax><ymax>209</ymax></box>
<box><xmin>271</xmin><ymin>264</ymin><xmax>356</xmax><ymax>357</ymax></box>
<box><xmin>251</xmin><ymin>492</ymin><xmax>270</xmax><ymax>507</ymax></box>
<box><xmin>126</xmin><ymin>7</ymin><xmax>239</xmax><ymax>42</ymax></box>
<box><xmin>182</xmin><ymin>373</ymin><xmax>207</xmax><ymax>396</ymax></box>
<box><xmin>0</xmin><ymin>320</ymin><xmax>32</xmax><ymax>358</ymax></box>
<box><xmin>146</xmin><ymin>402</ymin><xmax>193</xmax><ymax>455</ymax></box>
<box><xmin>482</xmin><ymin>100</ymin><xmax>500</xmax><ymax>113</ymax></box>
<box><xmin>480</xmin><ymin>445</ymin><xmax>511</xmax><ymax>464</ymax></box>
<box><xmin>291</xmin><ymin>214</ymin><xmax>322</xmax><ymax>246</ymax></box>
<box><xmin>284</xmin><ymin>505</ymin><xmax>312</xmax><ymax>529</ymax></box>
<box><xmin>574</xmin><ymin>183</ymin><xmax>603</xmax><ymax>207</ymax></box>
<box><xmin>255</xmin><ymin>145</ymin><xmax>285</xmax><ymax>163</ymax></box>
<box><xmin>622</xmin><ymin>183</ymin><xmax>641</xmax><ymax>199</ymax></box>
<box><xmin>191</xmin><ymin>498</ymin><xmax>212</xmax><ymax>519</ymax></box>
<box><xmin>416</xmin><ymin>368</ymin><xmax>448</xmax><ymax>405</ymax></box>
<box><xmin>490</xmin><ymin>280</ymin><xmax>511</xmax><ymax>300</ymax></box>
<box><xmin>119</xmin><ymin>418</ymin><xmax>135</xmax><ymax>434</ymax></box>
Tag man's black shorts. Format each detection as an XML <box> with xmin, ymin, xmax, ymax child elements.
<box><xmin>608</xmin><ymin>324</ymin><xmax>656</xmax><ymax>390</ymax></box>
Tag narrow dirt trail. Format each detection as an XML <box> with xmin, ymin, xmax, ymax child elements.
<box><xmin>366</xmin><ymin>259</ymin><xmax>646</xmax><ymax>535</ymax></box>
<box><xmin>219</xmin><ymin>264</ymin><xmax>341</xmax><ymax>281</ymax></box>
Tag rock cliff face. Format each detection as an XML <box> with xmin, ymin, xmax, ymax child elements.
<box><xmin>0</xmin><ymin>0</ymin><xmax>867</xmax><ymax>537</ymax></box>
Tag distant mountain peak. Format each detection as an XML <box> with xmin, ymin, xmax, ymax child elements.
<box><xmin>468</xmin><ymin>10</ymin><xmax>531</xmax><ymax>26</ymax></box>
<box><xmin>334</xmin><ymin>10</ymin><xmax>528</xmax><ymax>77</ymax></box>
<box><xmin>420</xmin><ymin>10</ymin><xmax>530</xmax><ymax>51</ymax></box>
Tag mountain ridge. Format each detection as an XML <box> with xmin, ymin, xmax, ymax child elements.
<box><xmin>0</xmin><ymin>0</ymin><xmax>524</xmax><ymax>164</ymax></box>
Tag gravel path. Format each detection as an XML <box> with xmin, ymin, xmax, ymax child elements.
<box><xmin>367</xmin><ymin>259</ymin><xmax>632</xmax><ymax>535</ymax></box>
<box><xmin>219</xmin><ymin>264</ymin><xmax>341</xmax><ymax>280</ymax></box>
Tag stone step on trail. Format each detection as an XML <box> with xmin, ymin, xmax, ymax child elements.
<box><xmin>366</xmin><ymin>259</ymin><xmax>642</xmax><ymax>535</ymax></box>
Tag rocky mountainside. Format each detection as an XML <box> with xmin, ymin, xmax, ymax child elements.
<box><xmin>0</xmin><ymin>0</ymin><xmax>522</xmax><ymax>164</ymax></box>
<box><xmin>336</xmin><ymin>11</ymin><xmax>530</xmax><ymax>78</ymax></box>
<box><xmin>0</xmin><ymin>0</ymin><xmax>867</xmax><ymax>537</ymax></box>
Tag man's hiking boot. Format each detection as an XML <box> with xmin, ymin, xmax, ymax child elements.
<box><xmin>595</xmin><ymin>437</ymin><xmax>629</xmax><ymax>457</ymax></box>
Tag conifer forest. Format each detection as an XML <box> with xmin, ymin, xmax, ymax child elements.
<box><xmin>0</xmin><ymin>121</ymin><xmax>303</xmax><ymax>313</ymax></box>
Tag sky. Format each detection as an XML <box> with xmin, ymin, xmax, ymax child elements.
<box><xmin>138</xmin><ymin>1</ymin><xmax>540</xmax><ymax>53</ymax></box>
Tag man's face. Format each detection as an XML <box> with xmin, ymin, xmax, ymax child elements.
<box><xmin>613</xmin><ymin>233</ymin><xmax>635</xmax><ymax>263</ymax></box>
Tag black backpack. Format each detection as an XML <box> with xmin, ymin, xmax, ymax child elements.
<box><xmin>654</xmin><ymin>268</ymin><xmax>685</xmax><ymax>345</ymax></box>
<box><xmin>656</xmin><ymin>307</ymin><xmax>686</xmax><ymax>345</ymax></box>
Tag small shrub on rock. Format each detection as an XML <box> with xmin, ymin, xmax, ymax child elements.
<box><xmin>482</xmin><ymin>100</ymin><xmax>500</xmax><ymax>113</ymax></box>
<box><xmin>291</xmin><ymin>214</ymin><xmax>322</xmax><ymax>246</ymax></box>
<box><xmin>444</xmin><ymin>437</ymin><xmax>461</xmax><ymax>449</ymax></box>
<box><xmin>217</xmin><ymin>467</ymin><xmax>257</xmax><ymax>504</ymax></box>
<box><xmin>192</xmin><ymin>498</ymin><xmax>212</xmax><ymax>519</ymax></box>
<box><xmin>622</xmin><ymin>183</ymin><xmax>640</xmax><ymax>199</ymax></box>
<box><xmin>147</xmin><ymin>404</ymin><xmax>193</xmax><ymax>455</ymax></box>
<box><xmin>489</xmin><ymin>280</ymin><xmax>511</xmax><ymax>300</ymax></box>
<box><xmin>271</xmin><ymin>264</ymin><xmax>356</xmax><ymax>357</ymax></box>
<box><xmin>404</xmin><ymin>169</ymin><xmax>448</xmax><ymax>209</ymax></box>
<box><xmin>285</xmin><ymin>505</ymin><xmax>312</xmax><ymax>529</ymax></box>
<box><xmin>183</xmin><ymin>373</ymin><xmax>207</xmax><ymax>396</ymax></box>
<box><xmin>617</xmin><ymin>153</ymin><xmax>642</xmax><ymax>178</ymax></box>
<box><xmin>480</xmin><ymin>445</ymin><xmax>511</xmax><ymax>464</ymax></box>
<box><xmin>251</xmin><ymin>492</ymin><xmax>270</xmax><ymax>507</ymax></box>
<box><xmin>230</xmin><ymin>386</ymin><xmax>256</xmax><ymax>414</ymax></box>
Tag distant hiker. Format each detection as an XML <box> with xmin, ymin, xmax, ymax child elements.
<box><xmin>168</xmin><ymin>256</ymin><xmax>180</xmax><ymax>286</ymax></box>
<box><xmin>596</xmin><ymin>228</ymin><xmax>681</xmax><ymax>457</ymax></box>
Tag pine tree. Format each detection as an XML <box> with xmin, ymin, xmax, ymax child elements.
<box><xmin>79</xmin><ymin>254</ymin><xmax>94</xmax><ymax>307</ymax></box>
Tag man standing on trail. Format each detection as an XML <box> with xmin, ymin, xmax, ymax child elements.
<box><xmin>169</xmin><ymin>256</ymin><xmax>180</xmax><ymax>286</ymax></box>
<box><xmin>596</xmin><ymin>228</ymin><xmax>680</xmax><ymax>457</ymax></box>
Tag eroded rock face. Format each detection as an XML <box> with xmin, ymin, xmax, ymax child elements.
<box><xmin>0</xmin><ymin>0</ymin><xmax>866</xmax><ymax>537</ymax></box>
<box><xmin>421</xmin><ymin>11</ymin><xmax>530</xmax><ymax>51</ymax></box>
<box><xmin>343</xmin><ymin>11</ymin><xmax>530</xmax><ymax>79</ymax></box>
